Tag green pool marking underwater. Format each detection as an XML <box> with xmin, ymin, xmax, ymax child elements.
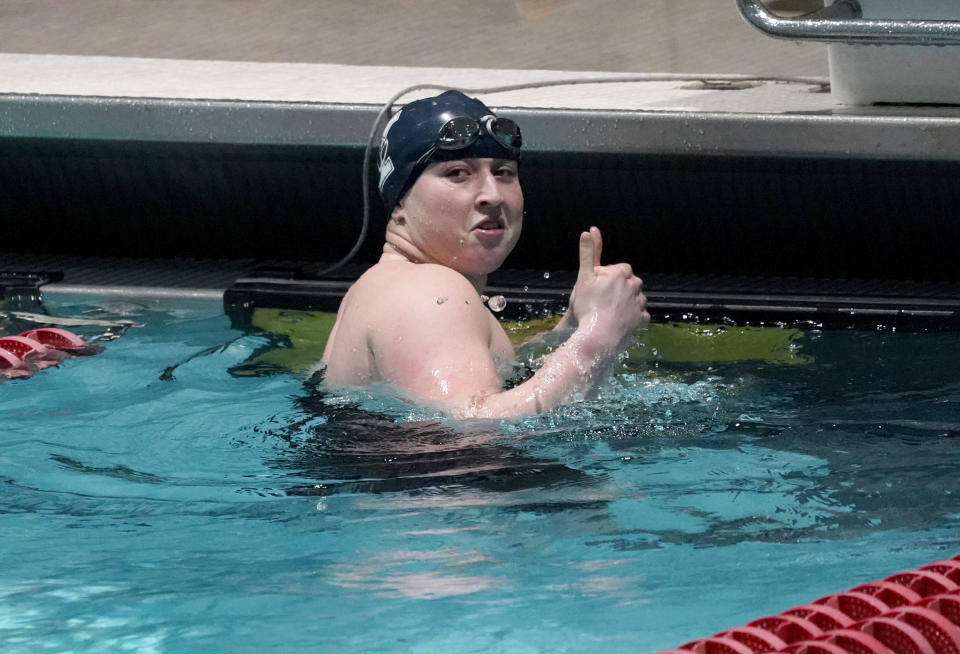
<box><xmin>1</xmin><ymin>294</ymin><xmax>958</xmax><ymax>653</ymax></box>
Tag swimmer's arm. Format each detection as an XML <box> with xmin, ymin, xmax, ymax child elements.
<box><xmin>372</xmin><ymin>230</ymin><xmax>648</xmax><ymax>418</ymax></box>
<box><xmin>467</xmin><ymin>321</ymin><xmax>629</xmax><ymax>417</ymax></box>
<box><xmin>515</xmin><ymin>323</ymin><xmax>575</xmax><ymax>351</ymax></box>
<box><xmin>368</xmin><ymin>273</ymin><xmax>513</xmax><ymax>410</ymax></box>
<box><xmin>474</xmin><ymin>227</ymin><xmax>649</xmax><ymax>418</ymax></box>
<box><xmin>373</xmin><ymin>299</ymin><xmax>624</xmax><ymax>419</ymax></box>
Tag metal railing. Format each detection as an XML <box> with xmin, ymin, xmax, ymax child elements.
<box><xmin>736</xmin><ymin>0</ymin><xmax>960</xmax><ymax>45</ymax></box>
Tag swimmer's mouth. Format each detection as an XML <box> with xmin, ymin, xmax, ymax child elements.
<box><xmin>473</xmin><ymin>218</ymin><xmax>505</xmax><ymax>231</ymax></box>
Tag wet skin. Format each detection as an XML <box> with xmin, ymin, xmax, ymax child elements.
<box><xmin>321</xmin><ymin>157</ymin><xmax>649</xmax><ymax>418</ymax></box>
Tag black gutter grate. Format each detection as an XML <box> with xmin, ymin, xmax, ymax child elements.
<box><xmin>5</xmin><ymin>254</ymin><xmax>960</xmax><ymax>330</ymax></box>
<box><xmin>224</xmin><ymin>264</ymin><xmax>960</xmax><ymax>330</ymax></box>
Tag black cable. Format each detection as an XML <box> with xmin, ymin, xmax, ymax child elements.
<box><xmin>311</xmin><ymin>73</ymin><xmax>829</xmax><ymax>278</ymax></box>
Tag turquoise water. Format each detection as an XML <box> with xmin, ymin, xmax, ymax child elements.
<box><xmin>2</xmin><ymin>295</ymin><xmax>959</xmax><ymax>653</ymax></box>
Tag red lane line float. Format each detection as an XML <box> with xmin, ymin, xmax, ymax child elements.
<box><xmin>0</xmin><ymin>346</ymin><xmax>24</xmax><ymax>370</ymax></box>
<box><xmin>659</xmin><ymin>553</ymin><xmax>960</xmax><ymax>654</ymax></box>
<box><xmin>782</xmin><ymin>604</ymin><xmax>856</xmax><ymax>632</ymax></box>
<box><xmin>823</xmin><ymin>627</ymin><xmax>899</xmax><ymax>654</ymax></box>
<box><xmin>748</xmin><ymin>614</ymin><xmax>825</xmax><ymax>645</ymax></box>
<box><xmin>886</xmin><ymin>607</ymin><xmax>960</xmax><ymax>654</ymax></box>
<box><xmin>780</xmin><ymin>642</ymin><xmax>850</xmax><ymax>654</ymax></box>
<box><xmin>851</xmin><ymin>581</ymin><xmax>925</xmax><ymax>609</ymax></box>
<box><xmin>715</xmin><ymin>626</ymin><xmax>790</xmax><ymax>652</ymax></box>
<box><xmin>0</xmin><ymin>327</ymin><xmax>92</xmax><ymax>380</ymax></box>
<box><xmin>680</xmin><ymin>636</ymin><xmax>759</xmax><ymax>653</ymax></box>
<box><xmin>859</xmin><ymin>616</ymin><xmax>937</xmax><ymax>654</ymax></box>
<box><xmin>886</xmin><ymin>572</ymin><xmax>960</xmax><ymax>598</ymax></box>
<box><xmin>20</xmin><ymin>327</ymin><xmax>88</xmax><ymax>352</ymax></box>
<box><xmin>0</xmin><ymin>334</ymin><xmax>67</xmax><ymax>371</ymax></box>
<box><xmin>814</xmin><ymin>591</ymin><xmax>892</xmax><ymax>622</ymax></box>
<box><xmin>0</xmin><ymin>335</ymin><xmax>50</xmax><ymax>358</ymax></box>
<box><xmin>920</xmin><ymin>562</ymin><xmax>960</xmax><ymax>586</ymax></box>
<box><xmin>919</xmin><ymin>596</ymin><xmax>960</xmax><ymax>628</ymax></box>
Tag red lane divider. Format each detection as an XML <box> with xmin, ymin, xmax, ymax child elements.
<box><xmin>715</xmin><ymin>626</ymin><xmax>790</xmax><ymax>652</ymax></box>
<box><xmin>920</xmin><ymin>596</ymin><xmax>960</xmax><ymax>628</ymax></box>
<box><xmin>21</xmin><ymin>327</ymin><xmax>88</xmax><ymax>352</ymax></box>
<box><xmin>822</xmin><ymin>628</ymin><xmax>898</xmax><ymax>654</ymax></box>
<box><xmin>860</xmin><ymin>616</ymin><xmax>937</xmax><ymax>654</ymax></box>
<box><xmin>0</xmin><ymin>327</ymin><xmax>93</xmax><ymax>380</ymax></box>
<box><xmin>0</xmin><ymin>346</ymin><xmax>24</xmax><ymax>370</ymax></box>
<box><xmin>886</xmin><ymin>607</ymin><xmax>960</xmax><ymax>654</ymax></box>
<box><xmin>783</xmin><ymin>604</ymin><xmax>856</xmax><ymax>632</ymax></box>
<box><xmin>850</xmin><ymin>581</ymin><xmax>924</xmax><ymax>609</ymax></box>
<box><xmin>783</xmin><ymin>642</ymin><xmax>852</xmax><ymax>654</ymax></box>
<box><xmin>748</xmin><ymin>615</ymin><xmax>825</xmax><ymax>645</ymax></box>
<box><xmin>680</xmin><ymin>637</ymin><xmax>759</xmax><ymax>654</ymax></box>
<box><xmin>815</xmin><ymin>592</ymin><xmax>891</xmax><ymax>622</ymax></box>
<box><xmin>659</xmin><ymin>555</ymin><xmax>960</xmax><ymax>654</ymax></box>
<box><xmin>886</xmin><ymin>572</ymin><xmax>959</xmax><ymax>598</ymax></box>
<box><xmin>0</xmin><ymin>335</ymin><xmax>50</xmax><ymax>359</ymax></box>
<box><xmin>920</xmin><ymin>562</ymin><xmax>960</xmax><ymax>586</ymax></box>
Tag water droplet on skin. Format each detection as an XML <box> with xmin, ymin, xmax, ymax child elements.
<box><xmin>480</xmin><ymin>295</ymin><xmax>489</xmax><ymax>303</ymax></box>
<box><xmin>436</xmin><ymin>296</ymin><xmax>448</xmax><ymax>305</ymax></box>
<box><xmin>543</xmin><ymin>272</ymin><xmax>550</xmax><ymax>279</ymax></box>
<box><xmin>487</xmin><ymin>295</ymin><xmax>507</xmax><ymax>312</ymax></box>
<box><xmin>458</xmin><ymin>239</ymin><xmax>465</xmax><ymax>248</ymax></box>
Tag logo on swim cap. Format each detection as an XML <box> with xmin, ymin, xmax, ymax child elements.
<box><xmin>377</xmin><ymin>110</ymin><xmax>403</xmax><ymax>194</ymax></box>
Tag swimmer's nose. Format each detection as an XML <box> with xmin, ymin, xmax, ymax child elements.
<box><xmin>475</xmin><ymin>170</ymin><xmax>503</xmax><ymax>208</ymax></box>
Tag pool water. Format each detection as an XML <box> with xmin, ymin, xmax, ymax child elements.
<box><xmin>2</xmin><ymin>294</ymin><xmax>959</xmax><ymax>653</ymax></box>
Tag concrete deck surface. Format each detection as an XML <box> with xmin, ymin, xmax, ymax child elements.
<box><xmin>0</xmin><ymin>0</ymin><xmax>828</xmax><ymax>77</ymax></box>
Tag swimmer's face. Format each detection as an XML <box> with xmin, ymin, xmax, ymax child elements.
<box><xmin>391</xmin><ymin>157</ymin><xmax>523</xmax><ymax>277</ymax></box>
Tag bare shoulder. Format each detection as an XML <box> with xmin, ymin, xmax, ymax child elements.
<box><xmin>354</xmin><ymin>261</ymin><xmax>483</xmax><ymax>314</ymax></box>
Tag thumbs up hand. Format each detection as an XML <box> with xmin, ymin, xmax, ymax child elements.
<box><xmin>560</xmin><ymin>226</ymin><xmax>649</xmax><ymax>345</ymax></box>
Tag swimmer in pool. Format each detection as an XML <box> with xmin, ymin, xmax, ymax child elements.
<box><xmin>320</xmin><ymin>90</ymin><xmax>648</xmax><ymax>418</ymax></box>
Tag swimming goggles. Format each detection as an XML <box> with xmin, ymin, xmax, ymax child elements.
<box><xmin>435</xmin><ymin>115</ymin><xmax>523</xmax><ymax>154</ymax></box>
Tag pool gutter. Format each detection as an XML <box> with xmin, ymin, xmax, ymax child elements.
<box><xmin>5</xmin><ymin>55</ymin><xmax>960</xmax><ymax>327</ymax></box>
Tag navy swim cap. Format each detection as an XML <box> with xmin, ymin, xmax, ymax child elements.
<box><xmin>376</xmin><ymin>90</ymin><xmax>521</xmax><ymax>212</ymax></box>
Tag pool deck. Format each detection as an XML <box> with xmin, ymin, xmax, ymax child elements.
<box><xmin>4</xmin><ymin>53</ymin><xmax>960</xmax><ymax>161</ymax></box>
<box><xmin>0</xmin><ymin>1</ymin><xmax>828</xmax><ymax>77</ymax></box>
<box><xmin>4</xmin><ymin>4</ymin><xmax>960</xmax><ymax>327</ymax></box>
